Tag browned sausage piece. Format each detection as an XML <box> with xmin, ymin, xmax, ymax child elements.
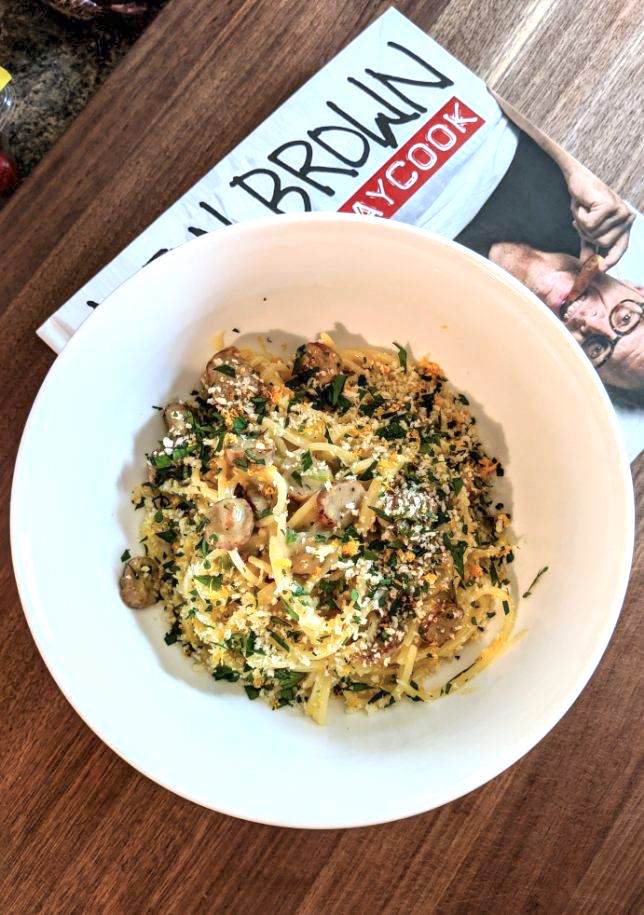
<box><xmin>418</xmin><ymin>593</ymin><xmax>464</xmax><ymax>647</ymax></box>
<box><xmin>296</xmin><ymin>342</ymin><xmax>342</xmax><ymax>387</ymax></box>
<box><xmin>163</xmin><ymin>401</ymin><xmax>192</xmax><ymax>438</ymax></box>
<box><xmin>201</xmin><ymin>347</ymin><xmax>264</xmax><ymax>403</ymax></box>
<box><xmin>288</xmin><ymin>471</ymin><xmax>324</xmax><ymax>504</ymax></box>
<box><xmin>317</xmin><ymin>481</ymin><xmax>364</xmax><ymax>529</ymax></box>
<box><xmin>119</xmin><ymin>557</ymin><xmax>160</xmax><ymax>609</ymax></box>
<box><xmin>288</xmin><ymin>533</ymin><xmax>324</xmax><ymax>576</ymax></box>
<box><xmin>204</xmin><ymin>497</ymin><xmax>254</xmax><ymax>550</ymax></box>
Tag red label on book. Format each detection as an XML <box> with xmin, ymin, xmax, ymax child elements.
<box><xmin>338</xmin><ymin>97</ymin><xmax>484</xmax><ymax>218</ymax></box>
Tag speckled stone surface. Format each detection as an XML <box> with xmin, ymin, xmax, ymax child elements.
<box><xmin>0</xmin><ymin>0</ymin><xmax>161</xmax><ymax>180</ymax></box>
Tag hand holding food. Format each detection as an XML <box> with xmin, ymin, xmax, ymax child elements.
<box><xmin>566</xmin><ymin>166</ymin><xmax>634</xmax><ymax>269</ymax></box>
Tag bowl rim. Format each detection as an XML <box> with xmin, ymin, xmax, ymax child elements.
<box><xmin>11</xmin><ymin>212</ymin><xmax>635</xmax><ymax>828</ymax></box>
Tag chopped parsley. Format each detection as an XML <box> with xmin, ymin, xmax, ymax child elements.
<box><xmin>282</xmin><ymin>600</ymin><xmax>300</xmax><ymax>621</ymax></box>
<box><xmin>164</xmin><ymin>622</ymin><xmax>181</xmax><ymax>646</ymax></box>
<box><xmin>376</xmin><ymin>417</ymin><xmax>406</xmax><ymax>440</ymax></box>
<box><xmin>212</xmin><ymin>665</ymin><xmax>240</xmax><ymax>682</ymax></box>
<box><xmin>393</xmin><ymin>341</ymin><xmax>408</xmax><ymax>371</ymax></box>
<box><xmin>214</xmin><ymin>364</ymin><xmax>236</xmax><ymax>377</ymax></box>
<box><xmin>301</xmin><ymin>450</ymin><xmax>313</xmax><ymax>471</ymax></box>
<box><xmin>151</xmin><ymin>452</ymin><xmax>172</xmax><ymax>469</ymax></box>
<box><xmin>358</xmin><ymin>460</ymin><xmax>378</xmax><ymax>481</ymax></box>
<box><xmin>194</xmin><ymin>574</ymin><xmax>223</xmax><ymax>589</ymax></box>
<box><xmin>522</xmin><ymin>566</ymin><xmax>549</xmax><ymax>598</ymax></box>
<box><xmin>156</xmin><ymin>529</ymin><xmax>177</xmax><ymax>544</ymax></box>
<box><xmin>370</xmin><ymin>506</ymin><xmax>393</xmax><ymax>522</ymax></box>
<box><xmin>442</xmin><ymin>534</ymin><xmax>466</xmax><ymax>578</ymax></box>
<box><xmin>268</xmin><ymin>629</ymin><xmax>289</xmax><ymax>651</ymax></box>
<box><xmin>330</xmin><ymin>373</ymin><xmax>347</xmax><ymax>406</ymax></box>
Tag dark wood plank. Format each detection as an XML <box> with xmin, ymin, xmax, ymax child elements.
<box><xmin>0</xmin><ymin>1</ymin><xmax>641</xmax><ymax>913</ymax></box>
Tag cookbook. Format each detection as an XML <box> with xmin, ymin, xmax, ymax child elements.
<box><xmin>38</xmin><ymin>7</ymin><xmax>643</xmax><ymax>459</ymax></box>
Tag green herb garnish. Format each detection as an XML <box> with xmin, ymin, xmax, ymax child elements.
<box><xmin>393</xmin><ymin>341</ymin><xmax>408</xmax><ymax>371</ymax></box>
<box><xmin>370</xmin><ymin>506</ymin><xmax>393</xmax><ymax>522</ymax></box>
<box><xmin>442</xmin><ymin>534</ymin><xmax>466</xmax><ymax>578</ymax></box>
<box><xmin>268</xmin><ymin>629</ymin><xmax>289</xmax><ymax>651</ymax></box>
<box><xmin>194</xmin><ymin>574</ymin><xmax>223</xmax><ymax>589</ymax></box>
<box><xmin>522</xmin><ymin>566</ymin><xmax>548</xmax><ymax>598</ymax></box>
<box><xmin>164</xmin><ymin>622</ymin><xmax>181</xmax><ymax>645</ymax></box>
<box><xmin>301</xmin><ymin>450</ymin><xmax>313</xmax><ymax>471</ymax></box>
<box><xmin>357</xmin><ymin>460</ymin><xmax>378</xmax><ymax>481</ymax></box>
<box><xmin>214</xmin><ymin>364</ymin><xmax>236</xmax><ymax>377</ymax></box>
<box><xmin>212</xmin><ymin>665</ymin><xmax>240</xmax><ymax>682</ymax></box>
<box><xmin>120</xmin><ymin>549</ymin><xmax>131</xmax><ymax>562</ymax></box>
<box><xmin>330</xmin><ymin>373</ymin><xmax>347</xmax><ymax>406</ymax></box>
<box><xmin>152</xmin><ymin>452</ymin><xmax>172</xmax><ymax>469</ymax></box>
<box><xmin>282</xmin><ymin>599</ymin><xmax>300</xmax><ymax>621</ymax></box>
<box><xmin>376</xmin><ymin>419</ymin><xmax>406</xmax><ymax>440</ymax></box>
<box><xmin>156</xmin><ymin>529</ymin><xmax>177</xmax><ymax>544</ymax></box>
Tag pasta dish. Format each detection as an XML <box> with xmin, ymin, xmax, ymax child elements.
<box><xmin>119</xmin><ymin>334</ymin><xmax>515</xmax><ymax>724</ymax></box>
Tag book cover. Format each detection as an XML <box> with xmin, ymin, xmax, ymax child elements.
<box><xmin>38</xmin><ymin>7</ymin><xmax>643</xmax><ymax>458</ymax></box>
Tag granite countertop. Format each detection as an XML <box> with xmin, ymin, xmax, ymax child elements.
<box><xmin>0</xmin><ymin>0</ymin><xmax>162</xmax><ymax>182</ymax></box>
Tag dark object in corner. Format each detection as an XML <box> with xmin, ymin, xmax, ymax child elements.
<box><xmin>43</xmin><ymin>0</ymin><xmax>158</xmax><ymax>20</ymax></box>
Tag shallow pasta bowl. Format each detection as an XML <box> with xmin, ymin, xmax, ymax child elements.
<box><xmin>11</xmin><ymin>213</ymin><xmax>634</xmax><ymax>828</ymax></box>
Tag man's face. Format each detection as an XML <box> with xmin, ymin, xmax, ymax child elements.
<box><xmin>489</xmin><ymin>243</ymin><xmax>644</xmax><ymax>392</ymax></box>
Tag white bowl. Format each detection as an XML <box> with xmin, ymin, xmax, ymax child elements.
<box><xmin>11</xmin><ymin>214</ymin><xmax>634</xmax><ymax>828</ymax></box>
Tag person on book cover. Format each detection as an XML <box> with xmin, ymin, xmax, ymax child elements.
<box><xmin>453</xmin><ymin>100</ymin><xmax>642</xmax><ymax>397</ymax></box>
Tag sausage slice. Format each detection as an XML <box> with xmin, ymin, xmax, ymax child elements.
<box><xmin>317</xmin><ymin>481</ymin><xmax>364</xmax><ymax>529</ymax></box>
<box><xmin>201</xmin><ymin>347</ymin><xmax>264</xmax><ymax>403</ymax></box>
<box><xmin>163</xmin><ymin>401</ymin><xmax>192</xmax><ymax>438</ymax></box>
<box><xmin>119</xmin><ymin>556</ymin><xmax>160</xmax><ymax>609</ymax></box>
<box><xmin>204</xmin><ymin>497</ymin><xmax>254</xmax><ymax>551</ymax></box>
<box><xmin>295</xmin><ymin>342</ymin><xmax>342</xmax><ymax>387</ymax></box>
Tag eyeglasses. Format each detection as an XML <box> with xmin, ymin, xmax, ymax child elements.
<box><xmin>560</xmin><ymin>297</ymin><xmax>642</xmax><ymax>368</ymax></box>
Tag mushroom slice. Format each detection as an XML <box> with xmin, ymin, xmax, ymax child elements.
<box><xmin>295</xmin><ymin>342</ymin><xmax>342</xmax><ymax>387</ymax></box>
<box><xmin>201</xmin><ymin>347</ymin><xmax>263</xmax><ymax>402</ymax></box>
<box><xmin>317</xmin><ymin>481</ymin><xmax>364</xmax><ymax>529</ymax></box>
<box><xmin>163</xmin><ymin>401</ymin><xmax>192</xmax><ymax>438</ymax></box>
<box><xmin>119</xmin><ymin>556</ymin><xmax>160</xmax><ymax>609</ymax></box>
<box><xmin>204</xmin><ymin>497</ymin><xmax>254</xmax><ymax>551</ymax></box>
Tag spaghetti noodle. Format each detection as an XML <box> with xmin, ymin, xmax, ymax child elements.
<box><xmin>120</xmin><ymin>334</ymin><xmax>515</xmax><ymax>724</ymax></box>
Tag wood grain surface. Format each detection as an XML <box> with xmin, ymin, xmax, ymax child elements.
<box><xmin>0</xmin><ymin>1</ymin><xmax>642</xmax><ymax>912</ymax></box>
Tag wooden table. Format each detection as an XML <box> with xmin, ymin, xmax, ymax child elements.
<box><xmin>1</xmin><ymin>2</ymin><xmax>642</xmax><ymax>912</ymax></box>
